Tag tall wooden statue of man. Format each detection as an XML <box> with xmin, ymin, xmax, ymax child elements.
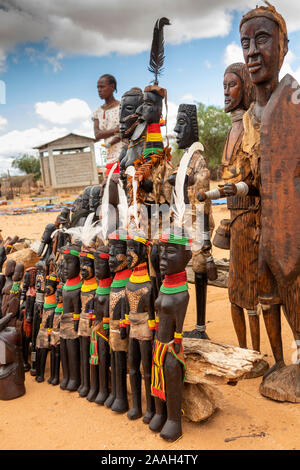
<box><xmin>237</xmin><ymin>2</ymin><xmax>299</xmax><ymax>401</ymax></box>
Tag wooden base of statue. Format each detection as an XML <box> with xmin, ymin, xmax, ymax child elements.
<box><xmin>259</xmin><ymin>364</ymin><xmax>300</xmax><ymax>403</ymax></box>
<box><xmin>181</xmin><ymin>338</ymin><xmax>263</xmax><ymax>422</ymax></box>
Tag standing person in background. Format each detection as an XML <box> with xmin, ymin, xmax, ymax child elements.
<box><xmin>92</xmin><ymin>74</ymin><xmax>123</xmax><ymax>172</ymax></box>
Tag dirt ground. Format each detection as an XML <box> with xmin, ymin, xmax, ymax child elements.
<box><xmin>0</xmin><ymin>204</ymin><xmax>299</xmax><ymax>451</ymax></box>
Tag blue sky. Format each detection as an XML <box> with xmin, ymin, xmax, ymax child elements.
<box><xmin>1</xmin><ymin>0</ymin><xmax>300</xmax><ymax>172</ymax></box>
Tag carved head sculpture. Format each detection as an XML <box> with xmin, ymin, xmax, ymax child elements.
<box><xmin>0</xmin><ymin>313</ymin><xmax>25</xmax><ymax>401</ymax></box>
<box><xmin>12</xmin><ymin>263</ymin><xmax>24</xmax><ymax>283</ymax></box>
<box><xmin>94</xmin><ymin>245</ymin><xmax>111</xmax><ymax>281</ymax></box>
<box><xmin>79</xmin><ymin>250</ymin><xmax>95</xmax><ymax>281</ymax></box>
<box><xmin>97</xmin><ymin>74</ymin><xmax>117</xmax><ymax>101</ymax></box>
<box><xmin>82</xmin><ymin>186</ymin><xmax>92</xmax><ymax>211</ymax></box>
<box><xmin>224</xmin><ymin>62</ymin><xmax>256</xmax><ymax>113</ymax></box>
<box><xmin>89</xmin><ymin>185</ymin><xmax>101</xmax><ymax>213</ymax></box>
<box><xmin>159</xmin><ymin>231</ymin><xmax>192</xmax><ymax>277</ymax></box>
<box><xmin>45</xmin><ymin>274</ymin><xmax>59</xmax><ymax>297</ymax></box>
<box><xmin>35</xmin><ymin>260</ymin><xmax>46</xmax><ymax>294</ymax></box>
<box><xmin>56</xmin><ymin>207</ymin><xmax>70</xmax><ymax>227</ymax></box>
<box><xmin>25</xmin><ymin>266</ymin><xmax>36</xmax><ymax>289</ymax></box>
<box><xmin>37</xmin><ymin>223</ymin><xmax>56</xmax><ymax>257</ymax></box>
<box><xmin>63</xmin><ymin>245</ymin><xmax>81</xmax><ymax>280</ymax></box>
<box><xmin>108</xmin><ymin>230</ymin><xmax>128</xmax><ymax>273</ymax></box>
<box><xmin>119</xmin><ymin>88</ymin><xmax>144</xmax><ymax>139</ymax></box>
<box><xmin>0</xmin><ymin>246</ymin><xmax>7</xmax><ymax>272</ymax></box>
<box><xmin>72</xmin><ymin>195</ymin><xmax>83</xmax><ymax>214</ymax></box>
<box><xmin>174</xmin><ymin>104</ymin><xmax>199</xmax><ymax>149</ymax></box>
<box><xmin>5</xmin><ymin>259</ymin><xmax>16</xmax><ymax>278</ymax></box>
<box><xmin>126</xmin><ymin>232</ymin><xmax>149</xmax><ymax>270</ymax></box>
<box><xmin>136</xmin><ymin>87</ymin><xmax>165</xmax><ymax>125</ymax></box>
<box><xmin>239</xmin><ymin>2</ymin><xmax>288</xmax><ymax>86</ymax></box>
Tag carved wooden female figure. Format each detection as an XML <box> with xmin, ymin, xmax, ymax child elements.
<box><xmin>77</xmin><ymin>249</ymin><xmax>97</xmax><ymax>397</ymax></box>
<box><xmin>35</xmin><ymin>273</ymin><xmax>59</xmax><ymax>383</ymax></box>
<box><xmin>149</xmin><ymin>232</ymin><xmax>191</xmax><ymax>442</ymax></box>
<box><xmin>88</xmin><ymin>245</ymin><xmax>112</xmax><ymax>404</ymax></box>
<box><xmin>107</xmin><ymin>230</ymin><xmax>132</xmax><ymax>413</ymax></box>
<box><xmin>60</xmin><ymin>245</ymin><xmax>82</xmax><ymax>391</ymax></box>
<box><xmin>125</xmin><ymin>233</ymin><xmax>155</xmax><ymax>423</ymax></box>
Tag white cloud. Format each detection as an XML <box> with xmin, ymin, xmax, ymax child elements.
<box><xmin>181</xmin><ymin>93</ymin><xmax>195</xmax><ymax>102</ymax></box>
<box><xmin>224</xmin><ymin>42</ymin><xmax>244</xmax><ymax>67</ymax></box>
<box><xmin>0</xmin><ymin>125</ymin><xmax>68</xmax><ymax>160</ymax></box>
<box><xmin>280</xmin><ymin>50</ymin><xmax>300</xmax><ymax>84</ymax></box>
<box><xmin>0</xmin><ymin>116</ymin><xmax>8</xmax><ymax>130</ymax></box>
<box><xmin>72</xmin><ymin>119</ymin><xmax>94</xmax><ymax>138</ymax></box>
<box><xmin>35</xmin><ymin>98</ymin><xmax>91</xmax><ymax>125</ymax></box>
<box><xmin>0</xmin><ymin>0</ymin><xmax>251</xmax><ymax>68</ymax></box>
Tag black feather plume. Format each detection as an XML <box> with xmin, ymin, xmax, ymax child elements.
<box><xmin>148</xmin><ymin>17</ymin><xmax>171</xmax><ymax>85</ymax></box>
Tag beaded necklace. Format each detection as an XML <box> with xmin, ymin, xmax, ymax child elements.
<box><xmin>10</xmin><ymin>281</ymin><xmax>21</xmax><ymax>294</ymax></box>
<box><xmin>43</xmin><ymin>293</ymin><xmax>57</xmax><ymax>309</ymax></box>
<box><xmin>160</xmin><ymin>271</ymin><xmax>189</xmax><ymax>295</ymax></box>
<box><xmin>111</xmin><ymin>268</ymin><xmax>132</xmax><ymax>288</ymax></box>
<box><xmin>81</xmin><ymin>277</ymin><xmax>97</xmax><ymax>293</ymax></box>
<box><xmin>96</xmin><ymin>277</ymin><xmax>113</xmax><ymax>295</ymax></box>
<box><xmin>129</xmin><ymin>262</ymin><xmax>151</xmax><ymax>284</ymax></box>
<box><xmin>62</xmin><ymin>275</ymin><xmax>82</xmax><ymax>291</ymax></box>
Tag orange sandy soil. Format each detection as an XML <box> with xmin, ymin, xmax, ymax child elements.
<box><xmin>0</xmin><ymin>204</ymin><xmax>299</xmax><ymax>451</ymax></box>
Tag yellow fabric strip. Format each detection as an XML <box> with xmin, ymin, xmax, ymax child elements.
<box><xmin>129</xmin><ymin>273</ymin><xmax>151</xmax><ymax>284</ymax></box>
<box><xmin>81</xmin><ymin>282</ymin><xmax>98</xmax><ymax>293</ymax></box>
<box><xmin>146</xmin><ymin>133</ymin><xmax>163</xmax><ymax>142</ymax></box>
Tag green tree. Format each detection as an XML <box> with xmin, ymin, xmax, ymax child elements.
<box><xmin>196</xmin><ymin>102</ymin><xmax>232</xmax><ymax>171</ymax></box>
<box><xmin>11</xmin><ymin>154</ymin><xmax>41</xmax><ymax>181</ymax></box>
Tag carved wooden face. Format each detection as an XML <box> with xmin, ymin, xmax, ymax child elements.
<box><xmin>159</xmin><ymin>242</ymin><xmax>192</xmax><ymax>276</ymax></box>
<box><xmin>136</xmin><ymin>91</ymin><xmax>162</xmax><ymax>124</ymax></box>
<box><xmin>119</xmin><ymin>94</ymin><xmax>142</xmax><ymax>138</ymax></box>
<box><xmin>174</xmin><ymin>111</ymin><xmax>193</xmax><ymax>149</ymax></box>
<box><xmin>45</xmin><ymin>279</ymin><xmax>58</xmax><ymax>297</ymax></box>
<box><xmin>63</xmin><ymin>254</ymin><xmax>80</xmax><ymax>280</ymax></box>
<box><xmin>94</xmin><ymin>250</ymin><xmax>110</xmax><ymax>281</ymax></box>
<box><xmin>224</xmin><ymin>72</ymin><xmax>243</xmax><ymax>113</ymax></box>
<box><xmin>108</xmin><ymin>240</ymin><xmax>128</xmax><ymax>273</ymax></box>
<box><xmin>12</xmin><ymin>263</ymin><xmax>24</xmax><ymax>282</ymax></box>
<box><xmin>240</xmin><ymin>17</ymin><xmax>280</xmax><ymax>85</ymax></box>
<box><xmin>97</xmin><ymin>77</ymin><xmax>115</xmax><ymax>100</ymax></box>
<box><xmin>5</xmin><ymin>260</ymin><xmax>16</xmax><ymax>278</ymax></box>
<box><xmin>80</xmin><ymin>256</ymin><xmax>95</xmax><ymax>281</ymax></box>
<box><xmin>126</xmin><ymin>239</ymin><xmax>146</xmax><ymax>270</ymax></box>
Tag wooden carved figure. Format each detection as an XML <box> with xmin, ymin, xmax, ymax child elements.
<box><xmin>118</xmin><ymin>87</ymin><xmax>145</xmax><ymax>178</ymax></box>
<box><xmin>19</xmin><ymin>267</ymin><xmax>36</xmax><ymax>372</ymax></box>
<box><xmin>49</xmin><ymin>283</ymin><xmax>63</xmax><ymax>386</ymax></box>
<box><xmin>107</xmin><ymin>230</ymin><xmax>132</xmax><ymax>413</ymax></box>
<box><xmin>1</xmin><ymin>259</ymin><xmax>16</xmax><ymax>318</ymax></box>
<box><xmin>172</xmin><ymin>103</ymin><xmax>216</xmax><ymax>339</ymax></box>
<box><xmin>222</xmin><ymin>63</ymin><xmax>269</xmax><ymax>375</ymax></box>
<box><xmin>3</xmin><ymin>262</ymin><xmax>24</xmax><ymax>327</ymax></box>
<box><xmin>60</xmin><ymin>245</ymin><xmax>82</xmax><ymax>391</ymax></box>
<box><xmin>0</xmin><ymin>313</ymin><xmax>25</xmax><ymax>400</ymax></box>
<box><xmin>238</xmin><ymin>2</ymin><xmax>299</xmax><ymax>401</ymax></box>
<box><xmin>88</xmin><ymin>245</ymin><xmax>112</xmax><ymax>404</ymax></box>
<box><xmin>77</xmin><ymin>249</ymin><xmax>97</xmax><ymax>398</ymax></box>
<box><xmin>35</xmin><ymin>273</ymin><xmax>59</xmax><ymax>383</ymax></box>
<box><xmin>149</xmin><ymin>231</ymin><xmax>191</xmax><ymax>442</ymax></box>
<box><xmin>0</xmin><ymin>246</ymin><xmax>7</xmax><ymax>317</ymax></box>
<box><xmin>30</xmin><ymin>260</ymin><xmax>46</xmax><ymax>376</ymax></box>
<box><xmin>125</xmin><ymin>232</ymin><xmax>155</xmax><ymax>423</ymax></box>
